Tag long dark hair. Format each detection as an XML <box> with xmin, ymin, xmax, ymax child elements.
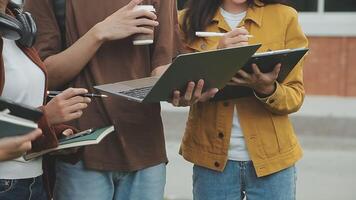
<box><xmin>181</xmin><ymin>0</ymin><xmax>290</xmax><ymax>43</ymax></box>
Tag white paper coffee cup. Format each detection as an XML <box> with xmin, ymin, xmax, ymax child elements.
<box><xmin>133</xmin><ymin>5</ymin><xmax>156</xmax><ymax>46</ymax></box>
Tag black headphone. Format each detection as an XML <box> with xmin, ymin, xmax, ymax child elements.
<box><xmin>0</xmin><ymin>1</ymin><xmax>37</xmax><ymax>47</ymax></box>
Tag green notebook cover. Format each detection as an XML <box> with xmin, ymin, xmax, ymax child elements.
<box><xmin>59</xmin><ymin>126</ymin><xmax>114</xmax><ymax>145</ymax></box>
<box><xmin>0</xmin><ymin>121</ymin><xmax>36</xmax><ymax>138</ymax></box>
<box><xmin>24</xmin><ymin>126</ymin><xmax>115</xmax><ymax>160</ymax></box>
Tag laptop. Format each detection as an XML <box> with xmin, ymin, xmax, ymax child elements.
<box><xmin>94</xmin><ymin>44</ymin><xmax>261</xmax><ymax>103</ymax></box>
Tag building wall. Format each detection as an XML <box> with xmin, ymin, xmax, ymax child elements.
<box><xmin>304</xmin><ymin>37</ymin><xmax>356</xmax><ymax>96</ymax></box>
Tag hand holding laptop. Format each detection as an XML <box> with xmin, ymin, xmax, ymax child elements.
<box><xmin>171</xmin><ymin>79</ymin><xmax>219</xmax><ymax>107</ymax></box>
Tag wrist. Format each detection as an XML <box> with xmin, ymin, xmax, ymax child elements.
<box><xmin>254</xmin><ymin>82</ymin><xmax>276</xmax><ymax>97</ymax></box>
<box><xmin>91</xmin><ymin>23</ymin><xmax>107</xmax><ymax>43</ymax></box>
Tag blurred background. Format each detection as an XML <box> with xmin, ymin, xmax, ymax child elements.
<box><xmin>14</xmin><ymin>0</ymin><xmax>356</xmax><ymax>199</ymax></box>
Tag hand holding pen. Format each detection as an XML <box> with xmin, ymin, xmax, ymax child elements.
<box><xmin>204</xmin><ymin>27</ymin><xmax>252</xmax><ymax>49</ymax></box>
<box><xmin>44</xmin><ymin>88</ymin><xmax>93</xmax><ymax>125</ymax></box>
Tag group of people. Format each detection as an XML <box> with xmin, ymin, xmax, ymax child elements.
<box><xmin>0</xmin><ymin>0</ymin><xmax>308</xmax><ymax>200</ymax></box>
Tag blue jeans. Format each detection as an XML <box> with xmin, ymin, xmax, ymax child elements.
<box><xmin>54</xmin><ymin>160</ymin><xmax>166</xmax><ymax>200</ymax></box>
<box><xmin>193</xmin><ymin>161</ymin><xmax>296</xmax><ymax>200</ymax></box>
<box><xmin>0</xmin><ymin>176</ymin><xmax>47</xmax><ymax>200</ymax></box>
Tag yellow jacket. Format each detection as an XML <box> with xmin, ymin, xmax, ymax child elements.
<box><xmin>179</xmin><ymin>2</ymin><xmax>309</xmax><ymax>177</ymax></box>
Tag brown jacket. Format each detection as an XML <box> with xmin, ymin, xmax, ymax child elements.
<box><xmin>25</xmin><ymin>0</ymin><xmax>179</xmax><ymax>172</ymax></box>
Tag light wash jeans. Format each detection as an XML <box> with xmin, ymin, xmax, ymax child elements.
<box><xmin>193</xmin><ymin>161</ymin><xmax>296</xmax><ymax>200</ymax></box>
<box><xmin>53</xmin><ymin>160</ymin><xmax>166</xmax><ymax>200</ymax></box>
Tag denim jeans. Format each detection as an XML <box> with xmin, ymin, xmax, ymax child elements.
<box><xmin>193</xmin><ymin>161</ymin><xmax>296</xmax><ymax>200</ymax></box>
<box><xmin>54</xmin><ymin>160</ymin><xmax>166</xmax><ymax>200</ymax></box>
<box><xmin>0</xmin><ymin>176</ymin><xmax>47</xmax><ymax>200</ymax></box>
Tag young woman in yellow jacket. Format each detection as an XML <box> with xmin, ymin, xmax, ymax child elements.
<box><xmin>173</xmin><ymin>0</ymin><xmax>308</xmax><ymax>199</ymax></box>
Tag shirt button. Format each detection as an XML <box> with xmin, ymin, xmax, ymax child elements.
<box><xmin>214</xmin><ymin>162</ymin><xmax>220</xmax><ymax>168</ymax></box>
<box><xmin>218</xmin><ymin>132</ymin><xmax>224</xmax><ymax>139</ymax></box>
<box><xmin>223</xmin><ymin>102</ymin><xmax>229</xmax><ymax>107</ymax></box>
<box><xmin>200</xmin><ymin>43</ymin><xmax>207</xmax><ymax>50</ymax></box>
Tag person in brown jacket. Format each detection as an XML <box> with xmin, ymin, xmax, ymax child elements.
<box><xmin>0</xmin><ymin>1</ymin><xmax>91</xmax><ymax>199</ymax></box>
<box><xmin>24</xmin><ymin>0</ymin><xmax>179</xmax><ymax>199</ymax></box>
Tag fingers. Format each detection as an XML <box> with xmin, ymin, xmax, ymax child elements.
<box><xmin>226</xmin><ymin>28</ymin><xmax>249</xmax><ymax>38</ymax></box>
<box><xmin>230</xmin><ymin>77</ymin><xmax>248</xmax><ymax>85</ymax></box>
<box><xmin>62</xmin><ymin>129</ymin><xmax>74</xmax><ymax>136</ymax></box>
<box><xmin>251</xmin><ymin>64</ymin><xmax>263</xmax><ymax>78</ymax></box>
<box><xmin>227</xmin><ymin>35</ymin><xmax>249</xmax><ymax>45</ymax></box>
<box><xmin>66</xmin><ymin>96</ymin><xmax>91</xmax><ymax>107</ymax></box>
<box><xmin>58</xmin><ymin>88</ymin><xmax>88</xmax><ymax>100</ymax></box>
<box><xmin>124</xmin><ymin>0</ymin><xmax>143</xmax><ymax>10</ymax></box>
<box><xmin>133</xmin><ymin>27</ymin><xmax>154</xmax><ymax>35</ymax></box>
<box><xmin>199</xmin><ymin>88</ymin><xmax>219</xmax><ymax>102</ymax></box>
<box><xmin>193</xmin><ymin>80</ymin><xmax>204</xmax><ymax>100</ymax></box>
<box><xmin>272</xmin><ymin>63</ymin><xmax>282</xmax><ymax>79</ymax></box>
<box><xmin>172</xmin><ymin>91</ymin><xmax>180</xmax><ymax>107</ymax></box>
<box><xmin>236</xmin><ymin>70</ymin><xmax>251</xmax><ymax>80</ymax></box>
<box><xmin>184</xmin><ymin>82</ymin><xmax>195</xmax><ymax>101</ymax></box>
<box><xmin>17</xmin><ymin>141</ymin><xmax>32</xmax><ymax>154</ymax></box>
<box><xmin>130</xmin><ymin>9</ymin><xmax>157</xmax><ymax>20</ymax></box>
<box><xmin>66</xmin><ymin>103</ymin><xmax>88</xmax><ymax>114</ymax></box>
<box><xmin>133</xmin><ymin>18</ymin><xmax>159</xmax><ymax>27</ymax></box>
<box><xmin>16</xmin><ymin>129</ymin><xmax>42</xmax><ymax>144</ymax></box>
<box><xmin>65</xmin><ymin>111</ymin><xmax>84</xmax><ymax>122</ymax></box>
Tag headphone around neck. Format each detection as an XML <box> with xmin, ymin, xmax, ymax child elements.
<box><xmin>0</xmin><ymin>1</ymin><xmax>37</xmax><ymax>47</ymax></box>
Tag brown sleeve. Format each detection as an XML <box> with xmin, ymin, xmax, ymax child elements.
<box><xmin>32</xmin><ymin>106</ymin><xmax>58</xmax><ymax>152</ymax></box>
<box><xmin>32</xmin><ymin>106</ymin><xmax>79</xmax><ymax>152</ymax></box>
<box><xmin>24</xmin><ymin>0</ymin><xmax>62</xmax><ymax>60</ymax></box>
<box><xmin>150</xmin><ymin>0</ymin><xmax>180</xmax><ymax>70</ymax></box>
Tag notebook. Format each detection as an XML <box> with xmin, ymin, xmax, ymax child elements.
<box><xmin>24</xmin><ymin>126</ymin><xmax>115</xmax><ymax>160</ymax></box>
<box><xmin>0</xmin><ymin>97</ymin><xmax>43</xmax><ymax>138</ymax></box>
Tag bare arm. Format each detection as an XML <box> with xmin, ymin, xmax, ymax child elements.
<box><xmin>44</xmin><ymin>0</ymin><xmax>159</xmax><ymax>89</ymax></box>
<box><xmin>44</xmin><ymin>28</ymin><xmax>102</xmax><ymax>89</ymax></box>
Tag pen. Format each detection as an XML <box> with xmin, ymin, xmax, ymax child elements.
<box><xmin>196</xmin><ymin>31</ymin><xmax>254</xmax><ymax>38</ymax></box>
<box><xmin>47</xmin><ymin>91</ymin><xmax>108</xmax><ymax>98</ymax></box>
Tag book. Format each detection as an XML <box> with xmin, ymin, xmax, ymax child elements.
<box><xmin>0</xmin><ymin>97</ymin><xmax>43</xmax><ymax>139</ymax></box>
<box><xmin>212</xmin><ymin>48</ymin><xmax>309</xmax><ymax>101</ymax></box>
<box><xmin>24</xmin><ymin>126</ymin><xmax>115</xmax><ymax>160</ymax></box>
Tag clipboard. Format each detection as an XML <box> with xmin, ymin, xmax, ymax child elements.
<box><xmin>212</xmin><ymin>48</ymin><xmax>309</xmax><ymax>101</ymax></box>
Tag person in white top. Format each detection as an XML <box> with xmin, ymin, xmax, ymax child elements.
<box><xmin>0</xmin><ymin>129</ymin><xmax>42</xmax><ymax>161</ymax></box>
<box><xmin>0</xmin><ymin>0</ymin><xmax>92</xmax><ymax>199</ymax></box>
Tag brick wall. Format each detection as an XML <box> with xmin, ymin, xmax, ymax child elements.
<box><xmin>304</xmin><ymin>37</ymin><xmax>356</xmax><ymax>96</ymax></box>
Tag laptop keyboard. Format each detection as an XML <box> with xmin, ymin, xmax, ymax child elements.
<box><xmin>118</xmin><ymin>86</ymin><xmax>153</xmax><ymax>100</ymax></box>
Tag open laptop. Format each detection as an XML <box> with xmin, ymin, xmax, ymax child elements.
<box><xmin>94</xmin><ymin>44</ymin><xmax>261</xmax><ymax>103</ymax></box>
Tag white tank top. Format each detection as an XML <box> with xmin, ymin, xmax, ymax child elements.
<box><xmin>0</xmin><ymin>38</ymin><xmax>46</xmax><ymax>179</ymax></box>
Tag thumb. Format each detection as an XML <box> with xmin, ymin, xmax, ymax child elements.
<box><xmin>16</xmin><ymin>129</ymin><xmax>42</xmax><ymax>144</ymax></box>
<box><xmin>200</xmin><ymin>88</ymin><xmax>219</xmax><ymax>102</ymax></box>
<box><xmin>62</xmin><ymin>129</ymin><xmax>74</xmax><ymax>136</ymax></box>
<box><xmin>124</xmin><ymin>0</ymin><xmax>143</xmax><ymax>10</ymax></box>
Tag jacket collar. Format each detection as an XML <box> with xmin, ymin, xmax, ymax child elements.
<box><xmin>212</xmin><ymin>0</ymin><xmax>264</xmax><ymax>31</ymax></box>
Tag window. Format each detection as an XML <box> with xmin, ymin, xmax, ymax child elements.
<box><xmin>324</xmin><ymin>0</ymin><xmax>356</xmax><ymax>12</ymax></box>
<box><xmin>290</xmin><ymin>0</ymin><xmax>318</xmax><ymax>12</ymax></box>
